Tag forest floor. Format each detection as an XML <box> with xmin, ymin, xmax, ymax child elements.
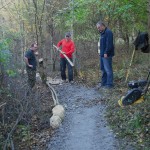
<box><xmin>45</xmin><ymin>81</ymin><xmax>135</xmax><ymax>150</ymax></box>
<box><xmin>1</xmin><ymin>68</ymin><xmax>149</xmax><ymax>150</ymax></box>
<box><xmin>10</xmin><ymin>77</ymin><xmax>135</xmax><ymax>150</ymax></box>
<box><xmin>47</xmin><ymin>82</ymin><xmax>119</xmax><ymax>150</ymax></box>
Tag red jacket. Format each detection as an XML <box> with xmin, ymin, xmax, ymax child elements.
<box><xmin>57</xmin><ymin>39</ymin><xmax>75</xmax><ymax>58</ymax></box>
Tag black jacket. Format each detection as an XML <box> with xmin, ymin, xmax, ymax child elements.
<box><xmin>99</xmin><ymin>28</ymin><xmax>114</xmax><ymax>57</ymax></box>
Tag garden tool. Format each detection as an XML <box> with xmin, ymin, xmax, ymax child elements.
<box><xmin>53</xmin><ymin>44</ymin><xmax>74</xmax><ymax>67</ymax></box>
<box><xmin>118</xmin><ymin>70</ymin><xmax>150</xmax><ymax>107</ymax></box>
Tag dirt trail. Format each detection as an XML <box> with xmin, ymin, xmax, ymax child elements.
<box><xmin>46</xmin><ymin>83</ymin><xmax>119</xmax><ymax>150</ymax></box>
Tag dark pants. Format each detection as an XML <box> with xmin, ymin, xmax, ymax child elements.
<box><xmin>26</xmin><ymin>67</ymin><xmax>36</xmax><ymax>88</ymax></box>
<box><xmin>100</xmin><ymin>56</ymin><xmax>114</xmax><ymax>87</ymax></box>
<box><xmin>60</xmin><ymin>58</ymin><xmax>73</xmax><ymax>82</ymax></box>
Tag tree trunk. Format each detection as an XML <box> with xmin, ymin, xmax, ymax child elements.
<box><xmin>148</xmin><ymin>0</ymin><xmax>150</xmax><ymax>36</ymax></box>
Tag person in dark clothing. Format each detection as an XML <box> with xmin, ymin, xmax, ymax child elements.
<box><xmin>96</xmin><ymin>21</ymin><xmax>115</xmax><ymax>88</ymax></box>
<box><xmin>24</xmin><ymin>43</ymin><xmax>38</xmax><ymax>88</ymax></box>
<box><xmin>57</xmin><ymin>32</ymin><xmax>75</xmax><ymax>83</ymax></box>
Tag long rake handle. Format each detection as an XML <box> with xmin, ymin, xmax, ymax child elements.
<box><xmin>53</xmin><ymin>44</ymin><xmax>74</xmax><ymax>67</ymax></box>
<box><xmin>125</xmin><ymin>48</ymin><xmax>136</xmax><ymax>82</ymax></box>
<box><xmin>143</xmin><ymin>70</ymin><xmax>150</xmax><ymax>96</ymax></box>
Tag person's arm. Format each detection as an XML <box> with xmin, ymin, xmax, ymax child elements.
<box><xmin>24</xmin><ymin>57</ymin><xmax>33</xmax><ymax>68</ymax></box>
<box><xmin>57</xmin><ymin>40</ymin><xmax>66</xmax><ymax>54</ymax></box>
<box><xmin>24</xmin><ymin>51</ymin><xmax>33</xmax><ymax>68</ymax></box>
<box><xmin>104</xmin><ymin>30</ymin><xmax>113</xmax><ymax>58</ymax></box>
<box><xmin>65</xmin><ymin>42</ymin><xmax>75</xmax><ymax>55</ymax></box>
<box><xmin>57</xmin><ymin>40</ymin><xmax>63</xmax><ymax>48</ymax></box>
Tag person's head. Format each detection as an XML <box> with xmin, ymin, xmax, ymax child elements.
<box><xmin>30</xmin><ymin>43</ymin><xmax>38</xmax><ymax>51</ymax></box>
<box><xmin>96</xmin><ymin>21</ymin><xmax>106</xmax><ymax>32</ymax></box>
<box><xmin>65</xmin><ymin>32</ymin><xmax>71</xmax><ymax>41</ymax></box>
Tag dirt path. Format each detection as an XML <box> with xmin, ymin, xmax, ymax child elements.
<box><xmin>46</xmin><ymin>83</ymin><xmax>119</xmax><ymax>150</ymax></box>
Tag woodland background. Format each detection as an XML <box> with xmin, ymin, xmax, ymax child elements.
<box><xmin>0</xmin><ymin>0</ymin><xmax>150</xmax><ymax>149</ymax></box>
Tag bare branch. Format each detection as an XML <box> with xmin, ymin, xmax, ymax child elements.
<box><xmin>0</xmin><ymin>102</ymin><xmax>6</xmax><ymax>109</ymax></box>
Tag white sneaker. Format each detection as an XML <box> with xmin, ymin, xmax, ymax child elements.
<box><xmin>60</xmin><ymin>80</ymin><xmax>67</xmax><ymax>83</ymax></box>
<box><xmin>69</xmin><ymin>81</ymin><xmax>74</xmax><ymax>84</ymax></box>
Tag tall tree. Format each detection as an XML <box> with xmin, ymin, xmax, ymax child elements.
<box><xmin>148</xmin><ymin>0</ymin><xmax>150</xmax><ymax>36</ymax></box>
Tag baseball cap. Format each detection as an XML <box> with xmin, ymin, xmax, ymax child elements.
<box><xmin>65</xmin><ymin>32</ymin><xmax>71</xmax><ymax>37</ymax></box>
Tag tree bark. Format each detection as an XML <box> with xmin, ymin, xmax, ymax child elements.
<box><xmin>148</xmin><ymin>0</ymin><xmax>150</xmax><ymax>36</ymax></box>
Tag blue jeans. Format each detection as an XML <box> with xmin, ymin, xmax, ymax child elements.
<box><xmin>100</xmin><ymin>56</ymin><xmax>114</xmax><ymax>87</ymax></box>
<box><xmin>60</xmin><ymin>58</ymin><xmax>73</xmax><ymax>82</ymax></box>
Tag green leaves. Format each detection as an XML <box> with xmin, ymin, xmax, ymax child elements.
<box><xmin>6</xmin><ymin>70</ymin><xmax>16</xmax><ymax>77</ymax></box>
<box><xmin>0</xmin><ymin>39</ymin><xmax>11</xmax><ymax>64</ymax></box>
<box><xmin>0</xmin><ymin>39</ymin><xmax>15</xmax><ymax>77</ymax></box>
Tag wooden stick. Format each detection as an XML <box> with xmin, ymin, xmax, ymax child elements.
<box><xmin>125</xmin><ymin>48</ymin><xmax>136</xmax><ymax>83</ymax></box>
<box><xmin>53</xmin><ymin>44</ymin><xmax>74</xmax><ymax>67</ymax></box>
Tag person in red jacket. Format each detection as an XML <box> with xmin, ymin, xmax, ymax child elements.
<box><xmin>57</xmin><ymin>32</ymin><xmax>75</xmax><ymax>83</ymax></box>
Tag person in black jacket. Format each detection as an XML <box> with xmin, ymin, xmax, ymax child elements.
<box><xmin>96</xmin><ymin>21</ymin><xmax>115</xmax><ymax>89</ymax></box>
<box><xmin>24</xmin><ymin>43</ymin><xmax>38</xmax><ymax>88</ymax></box>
